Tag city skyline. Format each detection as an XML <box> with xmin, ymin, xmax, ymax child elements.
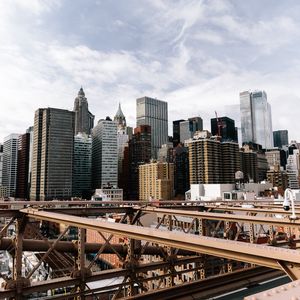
<box><xmin>1</xmin><ymin>1</ymin><xmax>300</xmax><ymax>141</ymax></box>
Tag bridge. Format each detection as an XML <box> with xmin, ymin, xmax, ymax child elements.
<box><xmin>0</xmin><ymin>200</ymin><xmax>300</xmax><ymax>299</ymax></box>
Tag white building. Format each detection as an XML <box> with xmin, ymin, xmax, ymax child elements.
<box><xmin>114</xmin><ymin>103</ymin><xmax>129</xmax><ymax>181</ymax></box>
<box><xmin>93</xmin><ymin>187</ymin><xmax>123</xmax><ymax>202</ymax></box>
<box><xmin>2</xmin><ymin>134</ymin><xmax>20</xmax><ymax>197</ymax></box>
<box><xmin>286</xmin><ymin>149</ymin><xmax>300</xmax><ymax>189</ymax></box>
<box><xmin>186</xmin><ymin>182</ymin><xmax>273</xmax><ymax>201</ymax></box>
<box><xmin>92</xmin><ymin>118</ymin><xmax>118</xmax><ymax>188</ymax></box>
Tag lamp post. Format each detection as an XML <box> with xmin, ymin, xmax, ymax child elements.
<box><xmin>283</xmin><ymin>188</ymin><xmax>297</xmax><ymax>220</ymax></box>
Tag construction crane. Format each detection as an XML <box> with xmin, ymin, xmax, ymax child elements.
<box><xmin>215</xmin><ymin>111</ymin><xmax>225</xmax><ymax>138</ymax></box>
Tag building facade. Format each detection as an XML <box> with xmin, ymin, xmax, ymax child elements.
<box><xmin>158</xmin><ymin>143</ymin><xmax>173</xmax><ymax>163</ymax></box>
<box><xmin>273</xmin><ymin>130</ymin><xmax>289</xmax><ymax>148</ymax></box>
<box><xmin>92</xmin><ymin>118</ymin><xmax>118</xmax><ymax>189</ymax></box>
<box><xmin>267</xmin><ymin>164</ymin><xmax>288</xmax><ymax>192</ymax></box>
<box><xmin>240</xmin><ymin>90</ymin><xmax>273</xmax><ymax>149</ymax></box>
<box><xmin>173</xmin><ymin>119</ymin><xmax>185</xmax><ymax>147</ymax></box>
<box><xmin>286</xmin><ymin>149</ymin><xmax>300</xmax><ymax>189</ymax></box>
<box><xmin>211</xmin><ymin>116</ymin><xmax>238</xmax><ymax>142</ymax></box>
<box><xmin>180</xmin><ymin>117</ymin><xmax>203</xmax><ymax>144</ymax></box>
<box><xmin>73</xmin><ymin>87</ymin><xmax>94</xmax><ymax>135</ymax></box>
<box><xmin>187</xmin><ymin>131</ymin><xmax>222</xmax><ymax>185</ymax></box>
<box><xmin>127</xmin><ymin>125</ymin><xmax>151</xmax><ymax>200</ymax></box>
<box><xmin>72</xmin><ymin>133</ymin><xmax>92</xmax><ymax>198</ymax></box>
<box><xmin>2</xmin><ymin>134</ymin><xmax>20</xmax><ymax>197</ymax></box>
<box><xmin>139</xmin><ymin>162</ymin><xmax>174</xmax><ymax>201</ymax></box>
<box><xmin>0</xmin><ymin>144</ymin><xmax>3</xmax><ymax>186</ymax></box>
<box><xmin>136</xmin><ymin>96</ymin><xmax>168</xmax><ymax>158</ymax></box>
<box><xmin>221</xmin><ymin>141</ymin><xmax>240</xmax><ymax>183</ymax></box>
<box><xmin>114</xmin><ymin>104</ymin><xmax>129</xmax><ymax>187</ymax></box>
<box><xmin>173</xmin><ymin>144</ymin><xmax>190</xmax><ymax>197</ymax></box>
<box><xmin>30</xmin><ymin>108</ymin><xmax>74</xmax><ymax>200</ymax></box>
<box><xmin>240</xmin><ymin>147</ymin><xmax>258</xmax><ymax>183</ymax></box>
<box><xmin>16</xmin><ymin>132</ymin><xmax>31</xmax><ymax>199</ymax></box>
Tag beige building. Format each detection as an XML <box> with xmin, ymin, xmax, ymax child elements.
<box><xmin>187</xmin><ymin>131</ymin><xmax>222</xmax><ymax>184</ymax></box>
<box><xmin>267</xmin><ymin>164</ymin><xmax>288</xmax><ymax>192</ymax></box>
<box><xmin>139</xmin><ymin>162</ymin><xmax>174</xmax><ymax>201</ymax></box>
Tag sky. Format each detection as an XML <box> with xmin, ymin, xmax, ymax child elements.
<box><xmin>0</xmin><ymin>0</ymin><xmax>300</xmax><ymax>142</ymax></box>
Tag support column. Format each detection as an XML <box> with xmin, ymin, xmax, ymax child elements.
<box><xmin>5</xmin><ymin>217</ymin><xmax>30</xmax><ymax>299</ymax></box>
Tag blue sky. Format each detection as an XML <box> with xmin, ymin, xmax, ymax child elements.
<box><xmin>0</xmin><ymin>0</ymin><xmax>299</xmax><ymax>141</ymax></box>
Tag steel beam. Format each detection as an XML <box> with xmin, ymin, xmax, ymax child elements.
<box><xmin>0</xmin><ymin>238</ymin><xmax>195</xmax><ymax>255</ymax></box>
<box><xmin>0</xmin><ymin>256</ymin><xmax>204</xmax><ymax>298</ymax></box>
<box><xmin>139</xmin><ymin>207</ymin><xmax>300</xmax><ymax>227</ymax></box>
<box><xmin>20</xmin><ymin>209</ymin><xmax>300</xmax><ymax>279</ymax></box>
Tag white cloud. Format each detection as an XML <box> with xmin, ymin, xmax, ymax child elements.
<box><xmin>0</xmin><ymin>0</ymin><xmax>300</xmax><ymax>144</ymax></box>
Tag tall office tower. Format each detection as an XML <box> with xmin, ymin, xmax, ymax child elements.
<box><xmin>30</xmin><ymin>108</ymin><xmax>74</xmax><ymax>200</ymax></box>
<box><xmin>158</xmin><ymin>143</ymin><xmax>173</xmax><ymax>163</ymax></box>
<box><xmin>139</xmin><ymin>162</ymin><xmax>174</xmax><ymax>201</ymax></box>
<box><xmin>73</xmin><ymin>133</ymin><xmax>92</xmax><ymax>198</ymax></box>
<box><xmin>114</xmin><ymin>104</ymin><xmax>129</xmax><ymax>186</ymax></box>
<box><xmin>187</xmin><ymin>131</ymin><xmax>222</xmax><ymax>184</ymax></box>
<box><xmin>286</xmin><ymin>149</ymin><xmax>300</xmax><ymax>189</ymax></box>
<box><xmin>211</xmin><ymin>116</ymin><xmax>238</xmax><ymax>142</ymax></box>
<box><xmin>267</xmin><ymin>164</ymin><xmax>288</xmax><ymax>192</ymax></box>
<box><xmin>136</xmin><ymin>96</ymin><xmax>168</xmax><ymax>158</ymax></box>
<box><xmin>16</xmin><ymin>132</ymin><xmax>31</xmax><ymax>199</ymax></box>
<box><xmin>92</xmin><ymin>117</ymin><xmax>118</xmax><ymax>189</ymax></box>
<box><xmin>26</xmin><ymin>126</ymin><xmax>34</xmax><ymax>196</ymax></box>
<box><xmin>0</xmin><ymin>144</ymin><xmax>3</xmax><ymax>185</ymax></box>
<box><xmin>240</xmin><ymin>90</ymin><xmax>273</xmax><ymax>149</ymax></box>
<box><xmin>2</xmin><ymin>134</ymin><xmax>20</xmax><ymax>197</ymax></box>
<box><xmin>128</xmin><ymin>125</ymin><xmax>151</xmax><ymax>200</ymax></box>
<box><xmin>173</xmin><ymin>119</ymin><xmax>185</xmax><ymax>147</ymax></box>
<box><xmin>73</xmin><ymin>87</ymin><xmax>95</xmax><ymax>135</ymax></box>
<box><xmin>273</xmin><ymin>130</ymin><xmax>289</xmax><ymax>148</ymax></box>
<box><xmin>180</xmin><ymin>117</ymin><xmax>203</xmax><ymax>144</ymax></box>
<box><xmin>225</xmin><ymin>104</ymin><xmax>242</xmax><ymax>145</ymax></box>
<box><xmin>173</xmin><ymin>144</ymin><xmax>189</xmax><ymax>197</ymax></box>
<box><xmin>221</xmin><ymin>142</ymin><xmax>240</xmax><ymax>183</ymax></box>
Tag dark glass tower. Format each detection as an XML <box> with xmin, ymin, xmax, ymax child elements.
<box><xmin>273</xmin><ymin>130</ymin><xmax>289</xmax><ymax>148</ymax></box>
<box><xmin>211</xmin><ymin>116</ymin><xmax>238</xmax><ymax>142</ymax></box>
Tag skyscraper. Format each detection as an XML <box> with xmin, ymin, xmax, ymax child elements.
<box><xmin>273</xmin><ymin>130</ymin><xmax>289</xmax><ymax>148</ymax></box>
<box><xmin>173</xmin><ymin>144</ymin><xmax>190</xmax><ymax>197</ymax></box>
<box><xmin>92</xmin><ymin>117</ymin><xmax>118</xmax><ymax>189</ymax></box>
<box><xmin>73</xmin><ymin>133</ymin><xmax>92</xmax><ymax>198</ymax></box>
<box><xmin>180</xmin><ymin>117</ymin><xmax>203</xmax><ymax>144</ymax></box>
<box><xmin>114</xmin><ymin>103</ymin><xmax>129</xmax><ymax>186</ymax></box>
<box><xmin>240</xmin><ymin>90</ymin><xmax>273</xmax><ymax>149</ymax></box>
<box><xmin>30</xmin><ymin>108</ymin><xmax>74</xmax><ymax>200</ymax></box>
<box><xmin>173</xmin><ymin>119</ymin><xmax>185</xmax><ymax>147</ymax></box>
<box><xmin>187</xmin><ymin>131</ymin><xmax>222</xmax><ymax>184</ymax></box>
<box><xmin>73</xmin><ymin>87</ymin><xmax>94</xmax><ymax>135</ymax></box>
<box><xmin>128</xmin><ymin>125</ymin><xmax>151</xmax><ymax>200</ymax></box>
<box><xmin>211</xmin><ymin>116</ymin><xmax>238</xmax><ymax>142</ymax></box>
<box><xmin>16</xmin><ymin>132</ymin><xmax>31</xmax><ymax>199</ymax></box>
<box><xmin>136</xmin><ymin>96</ymin><xmax>168</xmax><ymax>158</ymax></box>
<box><xmin>2</xmin><ymin>134</ymin><xmax>20</xmax><ymax>197</ymax></box>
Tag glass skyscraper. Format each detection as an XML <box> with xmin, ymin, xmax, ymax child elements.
<box><xmin>136</xmin><ymin>96</ymin><xmax>168</xmax><ymax>159</ymax></box>
<box><xmin>240</xmin><ymin>90</ymin><xmax>273</xmax><ymax>149</ymax></box>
